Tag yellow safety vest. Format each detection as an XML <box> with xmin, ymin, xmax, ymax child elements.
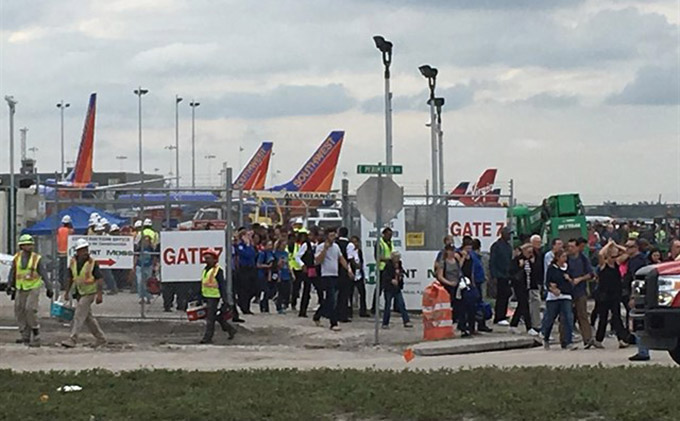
<box><xmin>142</xmin><ymin>228</ymin><xmax>158</xmax><ymax>246</ymax></box>
<box><xmin>13</xmin><ymin>252</ymin><xmax>42</xmax><ymax>291</ymax></box>
<box><xmin>288</xmin><ymin>243</ymin><xmax>301</xmax><ymax>271</ymax></box>
<box><xmin>378</xmin><ymin>238</ymin><xmax>392</xmax><ymax>271</ymax></box>
<box><xmin>201</xmin><ymin>265</ymin><xmax>221</xmax><ymax>299</ymax></box>
<box><xmin>70</xmin><ymin>257</ymin><xmax>98</xmax><ymax>296</ymax></box>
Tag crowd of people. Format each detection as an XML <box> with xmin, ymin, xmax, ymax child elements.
<box><xmin>9</xmin><ymin>209</ymin><xmax>680</xmax><ymax>351</ymax></box>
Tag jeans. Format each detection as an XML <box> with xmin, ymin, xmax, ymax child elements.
<box><xmin>276</xmin><ymin>281</ymin><xmax>291</xmax><ymax>312</ymax></box>
<box><xmin>542</xmin><ymin>299</ymin><xmax>574</xmax><ymax>347</ymax></box>
<box><xmin>135</xmin><ymin>266</ymin><xmax>152</xmax><ymax>300</ymax></box>
<box><xmin>510</xmin><ymin>280</ymin><xmax>531</xmax><ymax>331</ymax></box>
<box><xmin>259</xmin><ymin>278</ymin><xmax>275</xmax><ymax>313</ymax></box>
<box><xmin>314</xmin><ymin>276</ymin><xmax>338</xmax><ymax>327</ymax></box>
<box><xmin>494</xmin><ymin>277</ymin><xmax>512</xmax><ymax>323</ymax></box>
<box><xmin>636</xmin><ymin>334</ymin><xmax>650</xmax><ymax>358</ymax></box>
<box><xmin>102</xmin><ymin>269</ymin><xmax>117</xmax><ymax>293</ymax></box>
<box><xmin>528</xmin><ymin>289</ymin><xmax>542</xmax><ymax>330</ymax></box>
<box><xmin>382</xmin><ymin>289</ymin><xmax>410</xmax><ymax>326</ymax></box>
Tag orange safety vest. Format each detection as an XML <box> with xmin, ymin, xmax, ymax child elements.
<box><xmin>57</xmin><ymin>226</ymin><xmax>73</xmax><ymax>255</ymax></box>
<box><xmin>421</xmin><ymin>282</ymin><xmax>454</xmax><ymax>341</ymax></box>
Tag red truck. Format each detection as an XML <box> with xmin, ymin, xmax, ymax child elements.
<box><xmin>631</xmin><ymin>260</ymin><xmax>680</xmax><ymax>364</ymax></box>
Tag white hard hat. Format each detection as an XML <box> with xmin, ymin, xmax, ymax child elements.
<box><xmin>75</xmin><ymin>238</ymin><xmax>89</xmax><ymax>250</ymax></box>
<box><xmin>143</xmin><ymin>218</ymin><xmax>152</xmax><ymax>227</ymax></box>
<box><xmin>261</xmin><ymin>223</ymin><xmax>269</xmax><ymax>229</ymax></box>
<box><xmin>293</xmin><ymin>217</ymin><xmax>304</xmax><ymax>225</ymax></box>
<box><xmin>134</xmin><ymin>220</ymin><xmax>143</xmax><ymax>229</ymax></box>
<box><xmin>94</xmin><ymin>223</ymin><xmax>105</xmax><ymax>232</ymax></box>
<box><xmin>100</xmin><ymin>218</ymin><xmax>109</xmax><ymax>225</ymax></box>
<box><xmin>90</xmin><ymin>212</ymin><xmax>100</xmax><ymax>220</ymax></box>
<box><xmin>88</xmin><ymin>218</ymin><xmax>97</xmax><ymax>226</ymax></box>
<box><xmin>61</xmin><ymin>215</ymin><xmax>72</xmax><ymax>224</ymax></box>
<box><xmin>110</xmin><ymin>224</ymin><xmax>120</xmax><ymax>232</ymax></box>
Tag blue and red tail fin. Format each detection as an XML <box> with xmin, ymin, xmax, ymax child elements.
<box><xmin>272</xmin><ymin>131</ymin><xmax>344</xmax><ymax>192</ymax></box>
<box><xmin>482</xmin><ymin>188</ymin><xmax>502</xmax><ymax>204</ymax></box>
<box><xmin>65</xmin><ymin>93</ymin><xmax>96</xmax><ymax>185</ymax></box>
<box><xmin>449</xmin><ymin>182</ymin><xmax>469</xmax><ymax>200</ymax></box>
<box><xmin>233</xmin><ymin>142</ymin><xmax>273</xmax><ymax>191</ymax></box>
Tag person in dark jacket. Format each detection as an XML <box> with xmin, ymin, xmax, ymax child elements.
<box><xmin>381</xmin><ymin>251</ymin><xmax>413</xmax><ymax>329</ymax></box>
<box><xmin>509</xmin><ymin>244</ymin><xmax>539</xmax><ymax>335</ymax></box>
<box><xmin>541</xmin><ymin>249</ymin><xmax>577</xmax><ymax>350</ymax></box>
<box><xmin>490</xmin><ymin>227</ymin><xmax>513</xmax><ymax>325</ymax></box>
<box><xmin>200</xmin><ymin>249</ymin><xmax>236</xmax><ymax>344</ymax></box>
<box><xmin>594</xmin><ymin>241</ymin><xmax>631</xmax><ymax>349</ymax></box>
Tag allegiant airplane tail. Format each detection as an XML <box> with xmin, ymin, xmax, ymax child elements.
<box><xmin>65</xmin><ymin>93</ymin><xmax>96</xmax><ymax>186</ymax></box>
<box><xmin>233</xmin><ymin>142</ymin><xmax>273</xmax><ymax>191</ymax></box>
<box><xmin>272</xmin><ymin>131</ymin><xmax>344</xmax><ymax>192</ymax></box>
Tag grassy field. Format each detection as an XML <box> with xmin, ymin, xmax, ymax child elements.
<box><xmin>1</xmin><ymin>366</ymin><xmax>678</xmax><ymax>420</ymax></box>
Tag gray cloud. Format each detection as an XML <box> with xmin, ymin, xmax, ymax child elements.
<box><xmin>513</xmin><ymin>93</ymin><xmax>580</xmax><ymax>108</ymax></box>
<box><xmin>205</xmin><ymin>84</ymin><xmax>356</xmax><ymax>119</ymax></box>
<box><xmin>361</xmin><ymin>82</ymin><xmax>479</xmax><ymax>113</ymax></box>
<box><xmin>607</xmin><ymin>64</ymin><xmax>680</xmax><ymax>106</ymax></box>
<box><xmin>365</xmin><ymin>0</ymin><xmax>585</xmax><ymax>9</ymax></box>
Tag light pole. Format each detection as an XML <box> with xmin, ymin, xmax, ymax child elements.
<box><xmin>419</xmin><ymin>65</ymin><xmax>438</xmax><ymax>200</ymax></box>
<box><xmin>5</xmin><ymin>95</ymin><xmax>17</xmax><ymax>254</ymax></box>
<box><xmin>204</xmin><ymin>154</ymin><xmax>216</xmax><ymax>186</ymax></box>
<box><xmin>115</xmin><ymin>155</ymin><xmax>128</xmax><ymax>172</ymax></box>
<box><xmin>373</xmin><ymin>35</ymin><xmax>394</xmax><ymax>169</ymax></box>
<box><xmin>56</xmin><ymin>100</ymin><xmax>70</xmax><ymax>180</ymax></box>
<box><xmin>189</xmin><ymin>100</ymin><xmax>200</xmax><ymax>188</ymax></box>
<box><xmin>434</xmin><ymin>97</ymin><xmax>445</xmax><ymax>196</ymax></box>
<box><xmin>165</xmin><ymin>145</ymin><xmax>177</xmax><ymax>185</ymax></box>
<box><xmin>133</xmin><ymin>87</ymin><xmax>149</xmax><ymax>181</ymax></box>
<box><xmin>175</xmin><ymin>95</ymin><xmax>182</xmax><ymax>189</ymax></box>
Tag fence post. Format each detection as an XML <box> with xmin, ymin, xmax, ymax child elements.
<box><xmin>238</xmin><ymin>188</ymin><xmax>244</xmax><ymax>228</ymax></box>
<box><xmin>342</xmin><ymin>178</ymin><xmax>350</xmax><ymax>234</ymax></box>
<box><xmin>52</xmin><ymin>175</ymin><xmax>60</xmax><ymax>306</ymax></box>
<box><xmin>225</xmin><ymin>168</ymin><xmax>234</xmax><ymax>307</ymax></box>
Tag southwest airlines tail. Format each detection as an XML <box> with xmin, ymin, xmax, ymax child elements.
<box><xmin>233</xmin><ymin>142</ymin><xmax>273</xmax><ymax>191</ymax></box>
<box><xmin>272</xmin><ymin>131</ymin><xmax>344</xmax><ymax>192</ymax></box>
<box><xmin>65</xmin><ymin>93</ymin><xmax>96</xmax><ymax>186</ymax></box>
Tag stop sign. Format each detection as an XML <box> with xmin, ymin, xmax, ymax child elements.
<box><xmin>356</xmin><ymin>176</ymin><xmax>403</xmax><ymax>224</ymax></box>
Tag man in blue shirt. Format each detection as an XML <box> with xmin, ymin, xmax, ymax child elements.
<box><xmin>235</xmin><ymin>230</ymin><xmax>257</xmax><ymax>314</ymax></box>
<box><xmin>273</xmin><ymin>241</ymin><xmax>293</xmax><ymax>314</ymax></box>
<box><xmin>567</xmin><ymin>238</ymin><xmax>594</xmax><ymax>348</ymax></box>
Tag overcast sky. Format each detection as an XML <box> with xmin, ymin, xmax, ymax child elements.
<box><xmin>0</xmin><ymin>0</ymin><xmax>678</xmax><ymax>204</ymax></box>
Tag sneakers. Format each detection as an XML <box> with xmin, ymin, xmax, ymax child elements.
<box><xmin>381</xmin><ymin>324</ymin><xmax>390</xmax><ymax>330</ymax></box>
<box><xmin>543</xmin><ymin>339</ymin><xmax>550</xmax><ymax>350</ymax></box>
<box><xmin>584</xmin><ymin>339</ymin><xmax>595</xmax><ymax>350</ymax></box>
<box><xmin>593</xmin><ymin>341</ymin><xmax>605</xmax><ymax>349</ymax></box>
<box><xmin>618</xmin><ymin>340</ymin><xmax>630</xmax><ymax>349</ymax></box>
<box><xmin>61</xmin><ymin>338</ymin><xmax>77</xmax><ymax>348</ymax></box>
<box><xmin>403</xmin><ymin>322</ymin><xmax>414</xmax><ymax>328</ymax></box>
<box><xmin>629</xmin><ymin>353</ymin><xmax>650</xmax><ymax>362</ymax></box>
<box><xmin>330</xmin><ymin>325</ymin><xmax>342</xmax><ymax>332</ymax></box>
<box><xmin>478</xmin><ymin>325</ymin><xmax>493</xmax><ymax>333</ymax></box>
<box><xmin>508</xmin><ymin>327</ymin><xmax>519</xmax><ymax>334</ymax></box>
<box><xmin>496</xmin><ymin>320</ymin><xmax>510</xmax><ymax>326</ymax></box>
<box><xmin>199</xmin><ymin>338</ymin><xmax>212</xmax><ymax>344</ymax></box>
<box><xmin>93</xmin><ymin>338</ymin><xmax>107</xmax><ymax>349</ymax></box>
<box><xmin>565</xmin><ymin>343</ymin><xmax>580</xmax><ymax>351</ymax></box>
<box><xmin>313</xmin><ymin>319</ymin><xmax>322</xmax><ymax>327</ymax></box>
<box><xmin>527</xmin><ymin>328</ymin><xmax>539</xmax><ymax>337</ymax></box>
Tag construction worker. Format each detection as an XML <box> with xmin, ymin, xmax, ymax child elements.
<box><xmin>61</xmin><ymin>239</ymin><xmax>107</xmax><ymax>348</ymax></box>
<box><xmin>133</xmin><ymin>220</ymin><xmax>143</xmax><ymax>244</ymax></box>
<box><xmin>142</xmin><ymin>218</ymin><xmax>159</xmax><ymax>247</ymax></box>
<box><xmin>200</xmin><ymin>248</ymin><xmax>236</xmax><ymax>344</ymax></box>
<box><xmin>292</xmin><ymin>217</ymin><xmax>304</xmax><ymax>233</ymax></box>
<box><xmin>57</xmin><ymin>215</ymin><xmax>74</xmax><ymax>290</ymax></box>
<box><xmin>288</xmin><ymin>232</ymin><xmax>303</xmax><ymax>310</ymax></box>
<box><xmin>7</xmin><ymin>234</ymin><xmax>52</xmax><ymax>346</ymax></box>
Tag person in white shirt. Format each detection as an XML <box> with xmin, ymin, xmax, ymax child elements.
<box><xmin>295</xmin><ymin>229</ymin><xmax>320</xmax><ymax>317</ymax></box>
<box><xmin>313</xmin><ymin>228</ymin><xmax>353</xmax><ymax>331</ymax></box>
<box><xmin>543</xmin><ymin>238</ymin><xmax>563</xmax><ymax>286</ymax></box>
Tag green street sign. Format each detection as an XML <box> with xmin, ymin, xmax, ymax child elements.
<box><xmin>356</xmin><ymin>164</ymin><xmax>403</xmax><ymax>175</ymax></box>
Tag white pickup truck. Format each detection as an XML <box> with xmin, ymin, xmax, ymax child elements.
<box><xmin>0</xmin><ymin>253</ymin><xmax>12</xmax><ymax>291</ymax></box>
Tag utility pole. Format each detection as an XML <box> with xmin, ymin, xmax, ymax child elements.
<box><xmin>5</xmin><ymin>96</ymin><xmax>17</xmax><ymax>254</ymax></box>
<box><xmin>57</xmin><ymin>100</ymin><xmax>70</xmax><ymax>180</ymax></box>
<box><xmin>175</xmin><ymin>95</ymin><xmax>183</xmax><ymax>189</ymax></box>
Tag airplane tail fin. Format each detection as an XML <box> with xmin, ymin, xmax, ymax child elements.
<box><xmin>233</xmin><ymin>142</ymin><xmax>273</xmax><ymax>191</ymax></box>
<box><xmin>449</xmin><ymin>182</ymin><xmax>469</xmax><ymax>200</ymax></box>
<box><xmin>272</xmin><ymin>131</ymin><xmax>344</xmax><ymax>192</ymax></box>
<box><xmin>66</xmin><ymin>93</ymin><xmax>96</xmax><ymax>185</ymax></box>
<box><xmin>475</xmin><ymin>169</ymin><xmax>497</xmax><ymax>191</ymax></box>
<box><xmin>482</xmin><ymin>188</ymin><xmax>502</xmax><ymax>204</ymax></box>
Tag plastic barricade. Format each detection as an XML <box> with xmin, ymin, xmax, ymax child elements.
<box><xmin>421</xmin><ymin>282</ymin><xmax>454</xmax><ymax>341</ymax></box>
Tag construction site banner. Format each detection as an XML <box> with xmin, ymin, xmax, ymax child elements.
<box><xmin>67</xmin><ymin>235</ymin><xmax>135</xmax><ymax>269</ymax></box>
<box><xmin>447</xmin><ymin>207</ymin><xmax>507</xmax><ymax>252</ymax></box>
<box><xmin>160</xmin><ymin>231</ymin><xmax>226</xmax><ymax>283</ymax></box>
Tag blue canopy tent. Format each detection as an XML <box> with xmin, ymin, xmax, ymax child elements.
<box><xmin>22</xmin><ymin>206</ymin><xmax>129</xmax><ymax>236</ymax></box>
